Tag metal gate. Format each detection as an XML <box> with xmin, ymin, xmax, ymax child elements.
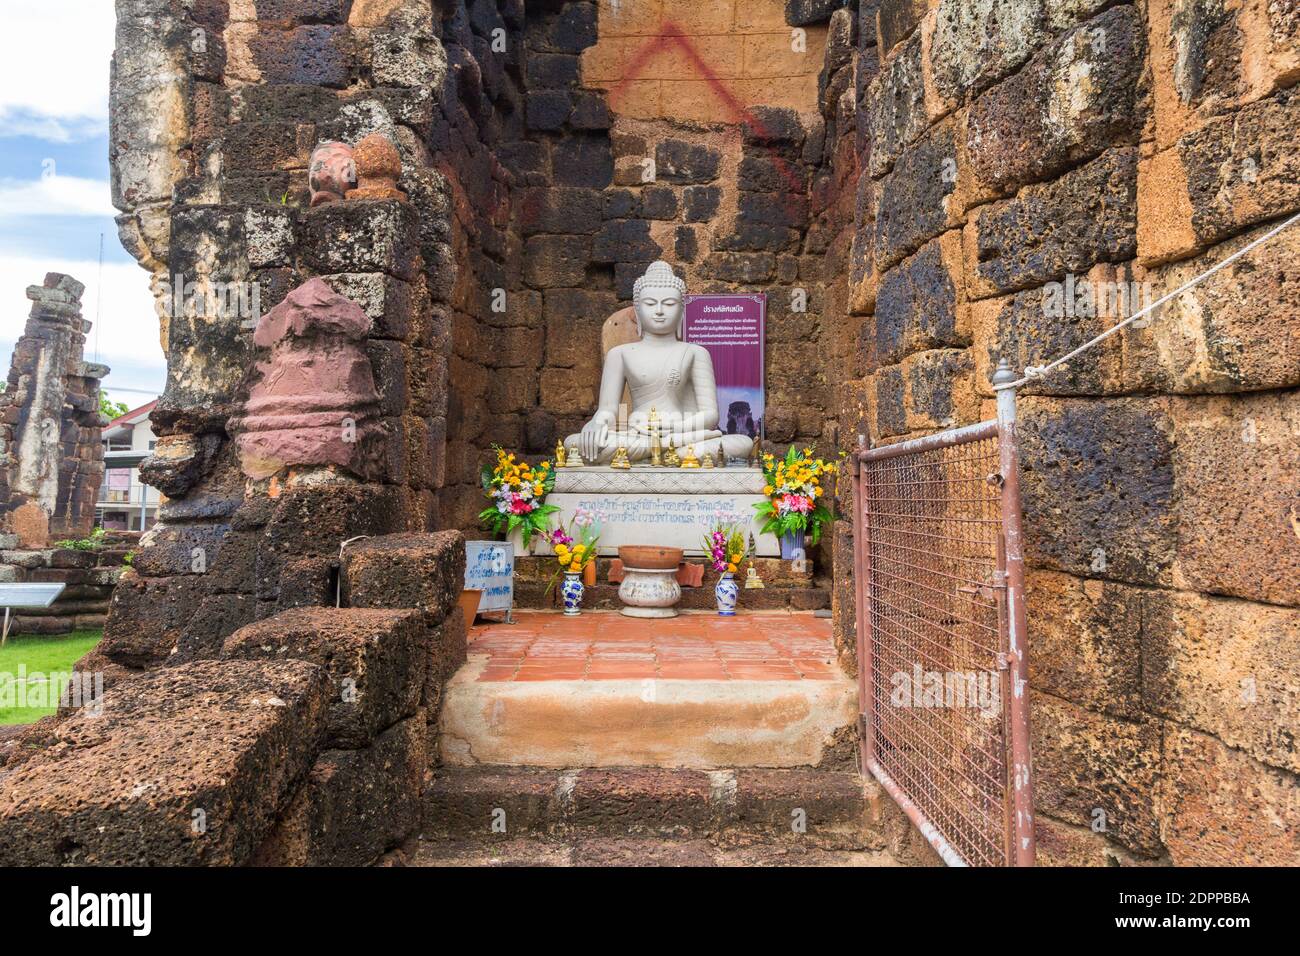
<box><xmin>850</xmin><ymin>389</ymin><xmax>1034</xmax><ymax>866</ymax></box>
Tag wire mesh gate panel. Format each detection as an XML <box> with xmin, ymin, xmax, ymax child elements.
<box><xmin>851</xmin><ymin>420</ymin><xmax>1035</xmax><ymax>866</ymax></box>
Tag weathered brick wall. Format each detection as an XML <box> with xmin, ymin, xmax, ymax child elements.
<box><xmin>580</xmin><ymin>0</ymin><xmax>827</xmax><ymax>120</ymax></box>
<box><xmin>828</xmin><ymin>0</ymin><xmax>1299</xmax><ymax>865</ymax></box>
<box><xmin>0</xmin><ymin>531</ymin><xmax>465</xmax><ymax>866</ymax></box>
<box><xmin>103</xmin><ymin>0</ymin><xmax>496</xmax><ymax>668</ymax></box>
<box><xmin>433</xmin><ymin>0</ymin><xmax>533</xmax><ymax>530</ymax></box>
<box><xmin>508</xmin><ymin>0</ymin><xmax>841</xmax><ymax>475</ymax></box>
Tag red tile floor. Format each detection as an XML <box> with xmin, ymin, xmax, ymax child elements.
<box><xmin>468</xmin><ymin>611</ymin><xmax>843</xmax><ymax>681</ymax></box>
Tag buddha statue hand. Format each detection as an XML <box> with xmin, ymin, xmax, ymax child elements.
<box><xmin>578</xmin><ymin>416</ymin><xmax>611</xmax><ymax>463</ymax></box>
<box><xmin>627</xmin><ymin>408</ymin><xmax>684</xmax><ymax>435</ymax></box>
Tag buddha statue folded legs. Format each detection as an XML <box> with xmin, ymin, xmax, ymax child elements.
<box><xmin>570</xmin><ymin>429</ymin><xmax>752</xmax><ymax>466</ymax></box>
<box><xmin>564</xmin><ymin>261</ymin><xmax>754</xmax><ymax>465</ymax></box>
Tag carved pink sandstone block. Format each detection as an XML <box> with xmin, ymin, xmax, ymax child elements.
<box><xmin>229</xmin><ymin>278</ymin><xmax>380</xmax><ymax>480</ymax></box>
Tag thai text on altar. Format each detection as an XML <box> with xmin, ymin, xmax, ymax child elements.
<box><xmin>575</xmin><ymin>496</ymin><xmax>754</xmax><ymax>526</ymax></box>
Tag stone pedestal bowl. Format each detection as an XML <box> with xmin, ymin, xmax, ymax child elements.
<box><xmin>617</xmin><ymin>545</ymin><xmax>684</xmax><ymax>618</ymax></box>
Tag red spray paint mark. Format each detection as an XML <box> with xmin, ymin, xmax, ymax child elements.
<box><xmin>605</xmin><ymin>22</ymin><xmax>817</xmax><ymax>210</ymax></box>
<box><xmin>441</xmin><ymin>22</ymin><xmax>857</xmax><ymax>278</ymax></box>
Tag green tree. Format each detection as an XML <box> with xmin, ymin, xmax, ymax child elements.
<box><xmin>99</xmin><ymin>391</ymin><xmax>129</xmax><ymax>420</ymax></box>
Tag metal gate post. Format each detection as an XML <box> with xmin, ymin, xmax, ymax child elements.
<box><xmin>993</xmin><ymin>359</ymin><xmax>1036</xmax><ymax>866</ymax></box>
<box><xmin>850</xmin><ymin>436</ymin><xmax>875</xmax><ymax>778</ymax></box>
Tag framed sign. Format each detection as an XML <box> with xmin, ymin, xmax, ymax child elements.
<box><xmin>464</xmin><ymin>540</ymin><xmax>514</xmax><ymax>616</ymax></box>
<box><xmin>683</xmin><ymin>294</ymin><xmax>765</xmax><ymax>443</ymax></box>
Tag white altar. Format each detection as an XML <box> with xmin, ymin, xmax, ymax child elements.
<box><xmin>511</xmin><ymin>466</ymin><xmax>778</xmax><ymax>557</ymax></box>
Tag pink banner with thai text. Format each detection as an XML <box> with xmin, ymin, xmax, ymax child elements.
<box><xmin>684</xmin><ymin>294</ymin><xmax>765</xmax><ymax>443</ymax></box>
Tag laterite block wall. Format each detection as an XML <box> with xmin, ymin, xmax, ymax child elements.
<box><xmin>828</xmin><ymin>0</ymin><xmax>1299</xmax><ymax>865</ymax></box>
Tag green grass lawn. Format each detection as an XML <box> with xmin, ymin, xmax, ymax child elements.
<box><xmin>0</xmin><ymin>630</ymin><xmax>103</xmax><ymax>725</ymax></box>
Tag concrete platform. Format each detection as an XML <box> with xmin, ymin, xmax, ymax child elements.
<box><xmin>437</xmin><ymin>611</ymin><xmax>858</xmax><ymax>769</ymax></box>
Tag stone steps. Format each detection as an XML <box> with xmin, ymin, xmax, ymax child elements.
<box><xmin>441</xmin><ymin>611</ymin><xmax>856</xmax><ymax>768</ymax></box>
<box><xmin>409</xmin><ymin>835</ymin><xmax>900</xmax><ymax>867</ymax></box>
<box><xmin>422</xmin><ymin>766</ymin><xmax>891</xmax><ymax>853</ymax></box>
<box><xmin>439</xmin><ymin>661</ymin><xmax>858</xmax><ymax>769</ymax></box>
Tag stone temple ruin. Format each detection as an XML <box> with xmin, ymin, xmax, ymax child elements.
<box><xmin>0</xmin><ymin>275</ymin><xmax>107</xmax><ymax>549</ymax></box>
<box><xmin>0</xmin><ymin>276</ymin><xmax>126</xmax><ymax>637</ymax></box>
<box><xmin>0</xmin><ymin>0</ymin><xmax>1295</xmax><ymax>866</ymax></box>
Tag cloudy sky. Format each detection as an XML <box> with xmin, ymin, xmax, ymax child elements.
<box><xmin>0</xmin><ymin>1</ymin><xmax>163</xmax><ymax>411</ymax></box>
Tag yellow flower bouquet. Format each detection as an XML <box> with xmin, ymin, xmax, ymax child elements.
<box><xmin>754</xmin><ymin>446</ymin><xmax>834</xmax><ymax>546</ymax></box>
<box><xmin>545</xmin><ymin>507</ymin><xmax>602</xmax><ymax>600</ymax></box>
<box><xmin>478</xmin><ymin>445</ymin><xmax>557</xmax><ymax>549</ymax></box>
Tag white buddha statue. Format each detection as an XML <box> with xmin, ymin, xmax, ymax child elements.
<box><xmin>567</xmin><ymin>261</ymin><xmax>754</xmax><ymax>465</ymax></box>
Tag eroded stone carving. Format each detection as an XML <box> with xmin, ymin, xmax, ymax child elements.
<box><xmin>308</xmin><ymin>141</ymin><xmax>358</xmax><ymax>207</ymax></box>
<box><xmin>0</xmin><ymin>273</ymin><xmax>108</xmax><ymax>547</ymax></box>
<box><xmin>228</xmin><ymin>279</ymin><xmax>379</xmax><ymax>480</ymax></box>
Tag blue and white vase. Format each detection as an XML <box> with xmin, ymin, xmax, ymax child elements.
<box><xmin>560</xmin><ymin>571</ymin><xmax>585</xmax><ymax>615</ymax></box>
<box><xmin>780</xmin><ymin>530</ymin><xmax>807</xmax><ymax>560</ymax></box>
<box><xmin>715</xmin><ymin>571</ymin><xmax>739</xmax><ymax>616</ymax></box>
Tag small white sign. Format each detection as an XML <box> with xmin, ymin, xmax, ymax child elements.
<box><xmin>464</xmin><ymin>541</ymin><xmax>514</xmax><ymax>613</ymax></box>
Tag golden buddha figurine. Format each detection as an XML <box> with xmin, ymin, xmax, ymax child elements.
<box><xmin>701</xmin><ymin>451</ymin><xmax>715</xmax><ymax>468</ymax></box>
<box><xmin>744</xmin><ymin>565</ymin><xmax>765</xmax><ymax>589</ymax></box>
<box><xmin>680</xmin><ymin>445</ymin><xmax>701</xmax><ymax>468</ymax></box>
<box><xmin>555</xmin><ymin>440</ymin><xmax>567</xmax><ymax>468</ymax></box>
<box><xmin>648</xmin><ymin>406</ymin><xmax>663</xmax><ymax>466</ymax></box>
<box><xmin>610</xmin><ymin>446</ymin><xmax>631</xmax><ymax>469</ymax></box>
<box><xmin>662</xmin><ymin>446</ymin><xmax>681</xmax><ymax>467</ymax></box>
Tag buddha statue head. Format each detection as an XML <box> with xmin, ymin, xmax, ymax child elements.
<box><xmin>632</xmin><ymin>260</ymin><xmax>686</xmax><ymax>339</ymax></box>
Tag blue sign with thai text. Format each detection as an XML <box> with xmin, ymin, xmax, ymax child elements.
<box><xmin>464</xmin><ymin>540</ymin><xmax>514</xmax><ymax>613</ymax></box>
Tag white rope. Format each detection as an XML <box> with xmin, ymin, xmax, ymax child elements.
<box><xmin>993</xmin><ymin>210</ymin><xmax>1300</xmax><ymax>391</ymax></box>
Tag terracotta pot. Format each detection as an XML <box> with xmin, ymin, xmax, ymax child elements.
<box><xmin>618</xmin><ymin>545</ymin><xmax>683</xmax><ymax>570</ymax></box>
<box><xmin>458</xmin><ymin>589</ymin><xmax>482</xmax><ymax>629</ymax></box>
